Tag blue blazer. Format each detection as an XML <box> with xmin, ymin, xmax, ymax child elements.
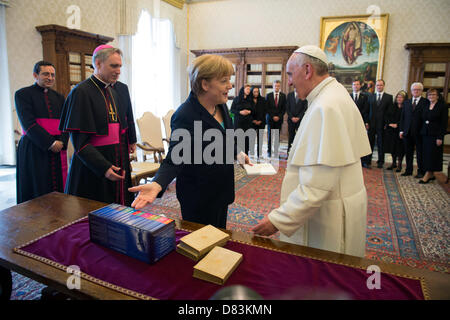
<box><xmin>153</xmin><ymin>91</ymin><xmax>236</xmax><ymax>208</ymax></box>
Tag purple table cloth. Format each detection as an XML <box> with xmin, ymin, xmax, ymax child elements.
<box><xmin>14</xmin><ymin>217</ymin><xmax>426</xmax><ymax>300</ymax></box>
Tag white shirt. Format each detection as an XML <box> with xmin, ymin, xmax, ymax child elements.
<box><xmin>376</xmin><ymin>91</ymin><xmax>384</xmax><ymax>101</ymax></box>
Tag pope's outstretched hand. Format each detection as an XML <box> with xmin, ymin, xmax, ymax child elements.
<box><xmin>128</xmin><ymin>182</ymin><xmax>163</xmax><ymax>209</ymax></box>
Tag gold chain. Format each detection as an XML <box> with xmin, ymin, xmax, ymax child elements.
<box><xmin>89</xmin><ymin>77</ymin><xmax>119</xmax><ymax>122</ymax></box>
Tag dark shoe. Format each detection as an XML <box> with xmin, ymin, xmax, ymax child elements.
<box><xmin>418</xmin><ymin>179</ymin><xmax>430</xmax><ymax>184</ymax></box>
<box><xmin>396</xmin><ymin>167</ymin><xmax>402</xmax><ymax>172</ymax></box>
<box><xmin>415</xmin><ymin>173</ymin><xmax>424</xmax><ymax>179</ymax></box>
<box><xmin>362</xmin><ymin>163</ymin><xmax>371</xmax><ymax>169</ymax></box>
<box><xmin>401</xmin><ymin>172</ymin><xmax>412</xmax><ymax>176</ymax></box>
<box><xmin>377</xmin><ymin>163</ymin><xmax>383</xmax><ymax>169</ymax></box>
<box><xmin>386</xmin><ymin>165</ymin><xmax>396</xmax><ymax>170</ymax></box>
<box><xmin>429</xmin><ymin>176</ymin><xmax>436</xmax><ymax>181</ymax></box>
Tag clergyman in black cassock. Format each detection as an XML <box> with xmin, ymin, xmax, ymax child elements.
<box><xmin>15</xmin><ymin>61</ymin><xmax>69</xmax><ymax>204</ymax></box>
<box><xmin>59</xmin><ymin>46</ymin><xmax>137</xmax><ymax>206</ymax></box>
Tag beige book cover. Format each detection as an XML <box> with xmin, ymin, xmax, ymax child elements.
<box><xmin>179</xmin><ymin>224</ymin><xmax>230</xmax><ymax>257</ymax></box>
<box><xmin>243</xmin><ymin>163</ymin><xmax>277</xmax><ymax>175</ymax></box>
<box><xmin>193</xmin><ymin>246</ymin><xmax>243</xmax><ymax>285</ymax></box>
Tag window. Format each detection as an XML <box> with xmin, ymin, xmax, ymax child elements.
<box><xmin>131</xmin><ymin>10</ymin><xmax>176</xmax><ymax>119</ymax></box>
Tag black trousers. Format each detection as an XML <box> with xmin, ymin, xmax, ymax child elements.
<box><xmin>287</xmin><ymin>119</ymin><xmax>300</xmax><ymax>152</ymax></box>
<box><xmin>367</xmin><ymin>127</ymin><xmax>385</xmax><ymax>165</ymax></box>
<box><xmin>267</xmin><ymin>114</ymin><xmax>282</xmax><ymax>157</ymax></box>
<box><xmin>403</xmin><ymin>133</ymin><xmax>424</xmax><ymax>175</ymax></box>
<box><xmin>180</xmin><ymin>202</ymin><xmax>228</xmax><ymax>229</ymax></box>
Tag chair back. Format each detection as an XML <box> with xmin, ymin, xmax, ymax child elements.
<box><xmin>162</xmin><ymin>109</ymin><xmax>175</xmax><ymax>141</ymax></box>
<box><xmin>136</xmin><ymin>112</ymin><xmax>164</xmax><ymax>150</ymax></box>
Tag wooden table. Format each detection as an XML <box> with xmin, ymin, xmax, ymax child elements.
<box><xmin>0</xmin><ymin>192</ymin><xmax>449</xmax><ymax>300</ymax></box>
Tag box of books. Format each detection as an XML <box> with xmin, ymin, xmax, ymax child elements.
<box><xmin>88</xmin><ymin>203</ymin><xmax>175</xmax><ymax>264</ymax></box>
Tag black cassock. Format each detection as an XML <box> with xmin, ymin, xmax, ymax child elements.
<box><xmin>15</xmin><ymin>84</ymin><xmax>69</xmax><ymax>204</ymax></box>
<box><xmin>59</xmin><ymin>76</ymin><xmax>137</xmax><ymax>205</ymax></box>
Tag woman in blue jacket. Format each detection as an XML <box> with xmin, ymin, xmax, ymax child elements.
<box><xmin>129</xmin><ymin>54</ymin><xmax>250</xmax><ymax>228</ymax></box>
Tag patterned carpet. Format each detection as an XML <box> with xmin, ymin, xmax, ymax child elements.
<box><xmin>145</xmin><ymin>158</ymin><xmax>450</xmax><ymax>274</ymax></box>
<box><xmin>9</xmin><ymin>157</ymin><xmax>450</xmax><ymax>299</ymax></box>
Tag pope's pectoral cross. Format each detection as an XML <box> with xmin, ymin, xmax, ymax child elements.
<box><xmin>108</xmin><ymin>103</ymin><xmax>117</xmax><ymax>122</ymax></box>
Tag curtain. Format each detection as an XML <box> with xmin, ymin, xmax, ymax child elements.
<box><xmin>0</xmin><ymin>3</ymin><xmax>15</xmax><ymax>165</ymax></box>
<box><xmin>131</xmin><ymin>10</ymin><xmax>177</xmax><ymax>120</ymax></box>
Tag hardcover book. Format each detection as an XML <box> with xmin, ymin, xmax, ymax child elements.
<box><xmin>193</xmin><ymin>246</ymin><xmax>243</xmax><ymax>285</ymax></box>
<box><xmin>176</xmin><ymin>225</ymin><xmax>230</xmax><ymax>261</ymax></box>
<box><xmin>243</xmin><ymin>163</ymin><xmax>277</xmax><ymax>175</ymax></box>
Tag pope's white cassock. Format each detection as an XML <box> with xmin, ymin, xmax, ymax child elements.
<box><xmin>268</xmin><ymin>76</ymin><xmax>372</xmax><ymax>257</ymax></box>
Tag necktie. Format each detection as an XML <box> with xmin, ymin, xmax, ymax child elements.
<box><xmin>377</xmin><ymin>94</ymin><xmax>381</xmax><ymax>105</ymax></box>
<box><xmin>275</xmin><ymin>93</ymin><xmax>278</xmax><ymax>107</ymax></box>
<box><xmin>412</xmin><ymin>98</ymin><xmax>417</xmax><ymax>111</ymax></box>
<box><xmin>354</xmin><ymin>93</ymin><xmax>358</xmax><ymax>102</ymax></box>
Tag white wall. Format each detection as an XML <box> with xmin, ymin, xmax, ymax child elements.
<box><xmin>4</xmin><ymin>0</ymin><xmax>189</xmax><ymax>135</ymax></box>
<box><xmin>3</xmin><ymin>0</ymin><xmax>450</xmax><ymax>148</ymax></box>
<box><xmin>188</xmin><ymin>0</ymin><xmax>450</xmax><ymax>94</ymax></box>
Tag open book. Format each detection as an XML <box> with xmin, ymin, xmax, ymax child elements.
<box><xmin>193</xmin><ymin>246</ymin><xmax>243</xmax><ymax>285</ymax></box>
<box><xmin>243</xmin><ymin>163</ymin><xmax>277</xmax><ymax>175</ymax></box>
<box><xmin>176</xmin><ymin>225</ymin><xmax>230</xmax><ymax>261</ymax></box>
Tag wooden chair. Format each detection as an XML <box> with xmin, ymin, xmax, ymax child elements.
<box><xmin>130</xmin><ymin>161</ymin><xmax>160</xmax><ymax>186</ymax></box>
<box><xmin>136</xmin><ymin>112</ymin><xmax>165</xmax><ymax>163</ymax></box>
<box><xmin>162</xmin><ymin>109</ymin><xmax>175</xmax><ymax>149</ymax></box>
<box><xmin>129</xmin><ymin>149</ymin><xmax>160</xmax><ymax>186</ymax></box>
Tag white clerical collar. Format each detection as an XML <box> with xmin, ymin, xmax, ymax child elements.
<box><xmin>93</xmin><ymin>74</ymin><xmax>111</xmax><ymax>87</ymax></box>
<box><xmin>306</xmin><ymin>76</ymin><xmax>334</xmax><ymax>105</ymax></box>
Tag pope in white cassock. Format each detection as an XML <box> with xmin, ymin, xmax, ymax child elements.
<box><xmin>252</xmin><ymin>45</ymin><xmax>371</xmax><ymax>257</ymax></box>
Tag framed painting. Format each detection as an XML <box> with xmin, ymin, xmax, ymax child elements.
<box><xmin>320</xmin><ymin>14</ymin><xmax>389</xmax><ymax>92</ymax></box>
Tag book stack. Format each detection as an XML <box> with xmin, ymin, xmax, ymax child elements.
<box><xmin>176</xmin><ymin>224</ymin><xmax>230</xmax><ymax>261</ymax></box>
<box><xmin>177</xmin><ymin>225</ymin><xmax>243</xmax><ymax>285</ymax></box>
<box><xmin>193</xmin><ymin>246</ymin><xmax>243</xmax><ymax>285</ymax></box>
<box><xmin>89</xmin><ymin>203</ymin><xmax>175</xmax><ymax>264</ymax></box>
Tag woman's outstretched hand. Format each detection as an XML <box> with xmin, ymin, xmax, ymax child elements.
<box><xmin>128</xmin><ymin>182</ymin><xmax>163</xmax><ymax>209</ymax></box>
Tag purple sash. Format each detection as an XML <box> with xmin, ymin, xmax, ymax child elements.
<box><xmin>36</xmin><ymin>118</ymin><xmax>61</xmax><ymax>135</ymax></box>
<box><xmin>90</xmin><ymin>123</ymin><xmax>120</xmax><ymax>147</ymax></box>
<box><xmin>24</xmin><ymin>118</ymin><xmax>67</xmax><ymax>189</ymax></box>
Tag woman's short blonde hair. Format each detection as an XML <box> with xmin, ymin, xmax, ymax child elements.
<box><xmin>188</xmin><ymin>54</ymin><xmax>235</xmax><ymax>95</ymax></box>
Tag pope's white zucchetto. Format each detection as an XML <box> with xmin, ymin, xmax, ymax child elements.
<box><xmin>294</xmin><ymin>45</ymin><xmax>328</xmax><ymax>65</ymax></box>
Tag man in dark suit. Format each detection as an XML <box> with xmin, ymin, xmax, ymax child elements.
<box><xmin>351</xmin><ymin>79</ymin><xmax>371</xmax><ymax>168</ymax></box>
<box><xmin>399</xmin><ymin>82</ymin><xmax>429</xmax><ymax>178</ymax></box>
<box><xmin>266</xmin><ymin>80</ymin><xmax>286</xmax><ymax>157</ymax></box>
<box><xmin>286</xmin><ymin>89</ymin><xmax>307</xmax><ymax>153</ymax></box>
<box><xmin>367</xmin><ymin>79</ymin><xmax>393</xmax><ymax>168</ymax></box>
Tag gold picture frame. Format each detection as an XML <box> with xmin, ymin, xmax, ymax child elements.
<box><xmin>320</xmin><ymin>14</ymin><xmax>389</xmax><ymax>92</ymax></box>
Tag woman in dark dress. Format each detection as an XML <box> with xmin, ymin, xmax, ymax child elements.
<box><xmin>129</xmin><ymin>54</ymin><xmax>251</xmax><ymax>228</ymax></box>
<box><xmin>418</xmin><ymin>88</ymin><xmax>448</xmax><ymax>184</ymax></box>
<box><xmin>384</xmin><ymin>90</ymin><xmax>407</xmax><ymax>172</ymax></box>
<box><xmin>250</xmin><ymin>86</ymin><xmax>267</xmax><ymax>159</ymax></box>
<box><xmin>231</xmin><ymin>84</ymin><xmax>254</xmax><ymax>155</ymax></box>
